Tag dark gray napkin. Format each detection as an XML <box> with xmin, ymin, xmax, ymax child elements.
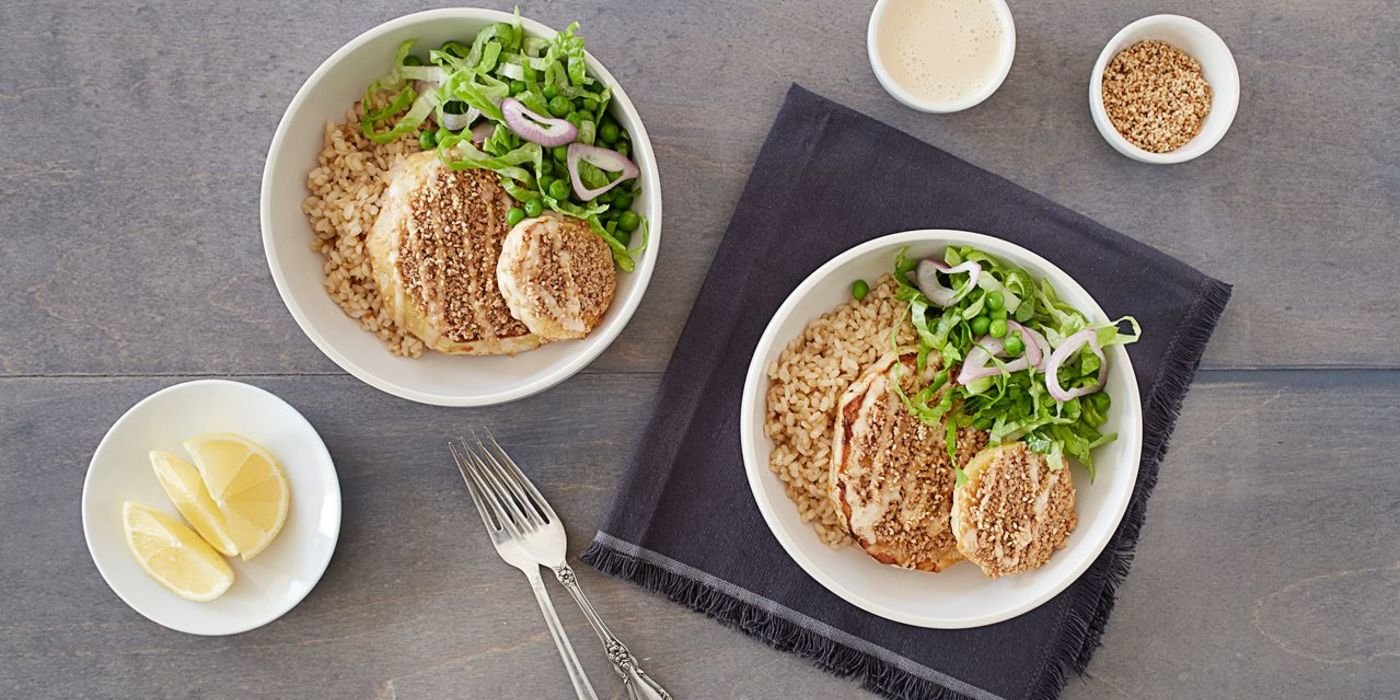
<box><xmin>582</xmin><ymin>85</ymin><xmax>1231</xmax><ymax>700</ymax></box>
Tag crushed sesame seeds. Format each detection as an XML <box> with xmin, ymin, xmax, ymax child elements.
<box><xmin>1101</xmin><ymin>40</ymin><xmax>1213</xmax><ymax>153</ymax></box>
<box><xmin>402</xmin><ymin>167</ymin><xmax>530</xmax><ymax>344</ymax></box>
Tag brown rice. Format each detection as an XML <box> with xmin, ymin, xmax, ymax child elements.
<box><xmin>300</xmin><ymin>100</ymin><xmax>426</xmax><ymax>357</ymax></box>
<box><xmin>763</xmin><ymin>275</ymin><xmax>916</xmax><ymax>547</ymax></box>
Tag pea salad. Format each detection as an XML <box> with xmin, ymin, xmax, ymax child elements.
<box><xmin>359</xmin><ymin>11</ymin><xmax>647</xmax><ymax>271</ymax></box>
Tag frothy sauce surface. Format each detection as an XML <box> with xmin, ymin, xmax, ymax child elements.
<box><xmin>876</xmin><ymin>0</ymin><xmax>1007</xmax><ymax>105</ymax></box>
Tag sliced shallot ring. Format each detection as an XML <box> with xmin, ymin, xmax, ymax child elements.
<box><xmin>501</xmin><ymin>97</ymin><xmax>577</xmax><ymax>147</ymax></box>
<box><xmin>470</xmin><ymin>121</ymin><xmax>494</xmax><ymax>145</ymax></box>
<box><xmin>1045</xmin><ymin>329</ymin><xmax>1108</xmax><ymax>401</ymax></box>
<box><xmin>567</xmin><ymin>143</ymin><xmax>640</xmax><ymax>201</ymax></box>
<box><xmin>916</xmin><ymin>259</ymin><xmax>981</xmax><ymax>307</ymax></box>
<box><xmin>958</xmin><ymin>335</ymin><xmax>1032</xmax><ymax>384</ymax></box>
<box><xmin>1005</xmin><ymin>320</ymin><xmax>1047</xmax><ymax>370</ymax></box>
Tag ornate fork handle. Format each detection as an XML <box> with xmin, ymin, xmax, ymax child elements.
<box><xmin>554</xmin><ymin>565</ymin><xmax>672</xmax><ymax>700</ymax></box>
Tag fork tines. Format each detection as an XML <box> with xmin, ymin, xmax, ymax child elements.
<box><xmin>449</xmin><ymin>430</ymin><xmax>553</xmax><ymax>537</ymax></box>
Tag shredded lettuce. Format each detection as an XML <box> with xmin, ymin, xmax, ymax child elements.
<box><xmin>888</xmin><ymin>245</ymin><xmax>1140</xmax><ymax>480</ymax></box>
<box><xmin>437</xmin><ymin>135</ymin><xmax>540</xmax><ymax>185</ymax></box>
<box><xmin>551</xmin><ymin>22</ymin><xmax>592</xmax><ymax>87</ymax></box>
<box><xmin>357</xmin><ymin>15</ymin><xmax>646</xmax><ymax>271</ymax></box>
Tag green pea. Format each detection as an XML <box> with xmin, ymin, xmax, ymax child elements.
<box><xmin>1091</xmin><ymin>391</ymin><xmax>1111</xmax><ymax>412</ymax></box>
<box><xmin>582</xmin><ymin>97</ymin><xmax>599</xmax><ymax>113</ymax></box>
<box><xmin>1004</xmin><ymin>333</ymin><xmax>1025</xmax><ymax>356</ymax></box>
<box><xmin>402</xmin><ymin>54</ymin><xmax>424</xmax><ymax>67</ymax></box>
<box><xmin>436</xmin><ymin>127</ymin><xmax>454</xmax><ymax>143</ymax></box>
<box><xmin>508</xmin><ymin>80</ymin><xmax>527</xmax><ymax>96</ymax></box>
<box><xmin>548</xmin><ymin>179</ymin><xmax>570</xmax><ymax>200</ymax></box>
<box><xmin>418</xmin><ymin>129</ymin><xmax>437</xmax><ymax>150</ymax></box>
<box><xmin>523</xmin><ymin>198</ymin><xmax>544</xmax><ymax>217</ymax></box>
<box><xmin>548</xmin><ymin>95</ymin><xmax>571</xmax><ymax>117</ymax></box>
<box><xmin>537</xmin><ymin>176</ymin><xmax>554</xmax><ymax>194</ymax></box>
<box><xmin>970</xmin><ymin>316</ymin><xmax>990</xmax><ymax>336</ymax></box>
<box><xmin>505</xmin><ymin>207</ymin><xmax>525</xmax><ymax>227</ymax></box>
<box><xmin>610</xmin><ymin>191</ymin><xmax>633</xmax><ymax>210</ymax></box>
<box><xmin>564</xmin><ymin>111</ymin><xmax>583</xmax><ymax>128</ymax></box>
<box><xmin>542</xmin><ymin>83</ymin><xmax>558</xmax><ymax>99</ymax></box>
<box><xmin>618</xmin><ymin>210</ymin><xmax>640</xmax><ymax>233</ymax></box>
<box><xmin>991</xmin><ymin>306</ymin><xmax>1008</xmax><ymax>321</ymax></box>
<box><xmin>539</xmin><ymin>160</ymin><xmax>554</xmax><ymax>176</ymax></box>
<box><xmin>552</xmin><ymin>145</ymin><xmax>568</xmax><ymax>162</ymax></box>
<box><xmin>851</xmin><ymin>279</ymin><xmax>870</xmax><ymax>301</ymax></box>
<box><xmin>615</xmin><ymin>141</ymin><xmax>630</xmax><ymax>157</ymax></box>
<box><xmin>598</xmin><ymin>122</ymin><xmax>620</xmax><ymax>144</ymax></box>
<box><xmin>989</xmin><ymin>319</ymin><xmax>1008</xmax><ymax>338</ymax></box>
<box><xmin>985</xmin><ymin>290</ymin><xmax>1004</xmax><ymax>311</ymax></box>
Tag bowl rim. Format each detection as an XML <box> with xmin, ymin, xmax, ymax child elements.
<box><xmin>1088</xmin><ymin>14</ymin><xmax>1240</xmax><ymax>164</ymax></box>
<box><xmin>80</xmin><ymin>379</ymin><xmax>342</xmax><ymax>635</ymax></box>
<box><xmin>738</xmin><ymin>229</ymin><xmax>1143</xmax><ymax>628</ymax></box>
<box><xmin>259</xmin><ymin>8</ymin><xmax>662</xmax><ymax>406</ymax></box>
<box><xmin>866</xmin><ymin>0</ymin><xmax>1017</xmax><ymax>114</ymax></box>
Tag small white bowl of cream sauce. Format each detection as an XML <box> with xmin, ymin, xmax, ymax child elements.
<box><xmin>867</xmin><ymin>0</ymin><xmax>1016</xmax><ymax>113</ymax></box>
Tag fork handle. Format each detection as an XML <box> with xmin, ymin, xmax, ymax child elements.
<box><xmin>527</xmin><ymin>569</ymin><xmax>599</xmax><ymax>700</ymax></box>
<box><xmin>554</xmin><ymin>565</ymin><xmax>672</xmax><ymax>700</ymax></box>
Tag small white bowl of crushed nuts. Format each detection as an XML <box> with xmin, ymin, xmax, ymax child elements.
<box><xmin>1090</xmin><ymin>15</ymin><xmax>1238</xmax><ymax>164</ymax></box>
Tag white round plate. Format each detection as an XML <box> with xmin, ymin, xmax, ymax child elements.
<box><xmin>82</xmin><ymin>380</ymin><xmax>341</xmax><ymax>635</ymax></box>
<box><xmin>739</xmin><ymin>230</ymin><xmax>1142</xmax><ymax>628</ymax></box>
<box><xmin>261</xmin><ymin>8</ymin><xmax>662</xmax><ymax>406</ymax></box>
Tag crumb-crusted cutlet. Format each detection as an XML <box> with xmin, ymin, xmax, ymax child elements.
<box><xmin>400</xmin><ymin>166</ymin><xmax>534</xmax><ymax>345</ymax></box>
<box><xmin>951</xmin><ymin>442</ymin><xmax>1078</xmax><ymax>578</ymax></box>
<box><xmin>496</xmin><ymin>214</ymin><xmax>616</xmax><ymax>341</ymax></box>
<box><xmin>830</xmin><ymin>352</ymin><xmax>988</xmax><ymax>572</ymax></box>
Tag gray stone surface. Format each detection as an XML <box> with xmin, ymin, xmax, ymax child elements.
<box><xmin>1</xmin><ymin>1</ymin><xmax>1396</xmax><ymax>698</ymax></box>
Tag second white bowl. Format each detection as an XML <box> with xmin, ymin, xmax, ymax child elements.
<box><xmin>739</xmin><ymin>230</ymin><xmax>1143</xmax><ymax>628</ymax></box>
<box><xmin>261</xmin><ymin>9</ymin><xmax>662</xmax><ymax>406</ymax></box>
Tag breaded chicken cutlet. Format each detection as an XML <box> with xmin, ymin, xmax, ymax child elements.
<box><xmin>951</xmin><ymin>442</ymin><xmax>1078</xmax><ymax>578</ymax></box>
<box><xmin>366</xmin><ymin>151</ymin><xmax>540</xmax><ymax>355</ymax></box>
<box><xmin>830</xmin><ymin>351</ymin><xmax>988</xmax><ymax>572</ymax></box>
<box><xmin>497</xmin><ymin>214</ymin><xmax>616</xmax><ymax>341</ymax></box>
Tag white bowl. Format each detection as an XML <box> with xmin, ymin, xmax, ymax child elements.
<box><xmin>866</xmin><ymin>0</ymin><xmax>1016</xmax><ymax>113</ymax></box>
<box><xmin>82</xmin><ymin>380</ymin><xmax>341</xmax><ymax>636</ymax></box>
<box><xmin>1089</xmin><ymin>15</ymin><xmax>1239</xmax><ymax>164</ymax></box>
<box><xmin>739</xmin><ymin>230</ymin><xmax>1143</xmax><ymax>628</ymax></box>
<box><xmin>261</xmin><ymin>9</ymin><xmax>662</xmax><ymax>406</ymax></box>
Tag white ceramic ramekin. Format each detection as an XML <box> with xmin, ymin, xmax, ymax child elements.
<box><xmin>866</xmin><ymin>0</ymin><xmax>1016</xmax><ymax>113</ymax></box>
<box><xmin>1089</xmin><ymin>15</ymin><xmax>1239</xmax><ymax>164</ymax></box>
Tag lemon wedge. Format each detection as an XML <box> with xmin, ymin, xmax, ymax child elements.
<box><xmin>123</xmin><ymin>501</ymin><xmax>234</xmax><ymax>602</ymax></box>
<box><xmin>149</xmin><ymin>450</ymin><xmax>240</xmax><ymax>557</ymax></box>
<box><xmin>183</xmin><ymin>433</ymin><xmax>290</xmax><ymax>561</ymax></box>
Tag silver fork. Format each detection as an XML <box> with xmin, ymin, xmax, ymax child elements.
<box><xmin>451</xmin><ymin>438</ymin><xmax>598</xmax><ymax>700</ymax></box>
<box><xmin>452</xmin><ymin>431</ymin><xmax>672</xmax><ymax>700</ymax></box>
